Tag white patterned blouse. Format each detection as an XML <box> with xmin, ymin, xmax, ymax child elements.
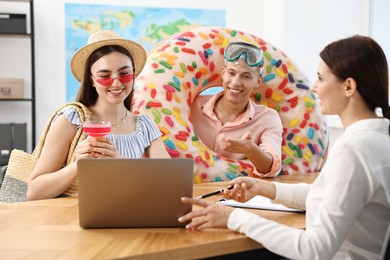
<box><xmin>54</xmin><ymin>107</ymin><xmax>161</xmax><ymax>158</ymax></box>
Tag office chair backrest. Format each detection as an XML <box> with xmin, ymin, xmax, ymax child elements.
<box><xmin>381</xmin><ymin>222</ymin><xmax>390</xmax><ymax>260</ymax></box>
<box><xmin>0</xmin><ymin>166</ymin><xmax>6</xmax><ymax>188</ymax></box>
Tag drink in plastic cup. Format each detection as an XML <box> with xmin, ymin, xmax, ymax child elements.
<box><xmin>82</xmin><ymin>121</ymin><xmax>111</xmax><ymax>137</ymax></box>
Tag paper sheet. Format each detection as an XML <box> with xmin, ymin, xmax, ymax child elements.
<box><xmin>217</xmin><ymin>195</ymin><xmax>304</xmax><ymax>213</ymax></box>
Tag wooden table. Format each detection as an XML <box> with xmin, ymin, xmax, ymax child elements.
<box><xmin>0</xmin><ymin>173</ymin><xmax>318</xmax><ymax>259</ymax></box>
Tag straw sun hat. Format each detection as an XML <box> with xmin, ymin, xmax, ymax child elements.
<box><xmin>70</xmin><ymin>30</ymin><xmax>147</xmax><ymax>82</ymax></box>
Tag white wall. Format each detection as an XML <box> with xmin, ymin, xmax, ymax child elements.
<box><xmin>1</xmin><ymin>0</ymin><xmax>381</xmax><ymax>152</ymax></box>
<box><xmin>283</xmin><ymin>0</ymin><xmax>370</xmax><ymax>128</ymax></box>
<box><xmin>370</xmin><ymin>0</ymin><xmax>390</xmax><ymax>72</ymax></box>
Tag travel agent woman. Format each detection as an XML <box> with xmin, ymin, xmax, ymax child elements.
<box><xmin>179</xmin><ymin>35</ymin><xmax>390</xmax><ymax>260</ymax></box>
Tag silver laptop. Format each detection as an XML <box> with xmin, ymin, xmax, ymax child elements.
<box><xmin>77</xmin><ymin>158</ymin><xmax>193</xmax><ymax>228</ymax></box>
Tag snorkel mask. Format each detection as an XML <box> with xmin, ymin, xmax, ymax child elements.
<box><xmin>224</xmin><ymin>42</ymin><xmax>264</xmax><ymax>75</ymax></box>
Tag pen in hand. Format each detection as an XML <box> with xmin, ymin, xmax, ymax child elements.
<box><xmin>195</xmin><ymin>185</ymin><xmax>234</xmax><ymax>199</ymax></box>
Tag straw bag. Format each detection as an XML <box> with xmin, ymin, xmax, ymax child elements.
<box><xmin>0</xmin><ymin>102</ymin><xmax>90</xmax><ymax>203</ymax></box>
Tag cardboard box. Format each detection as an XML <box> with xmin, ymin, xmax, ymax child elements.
<box><xmin>0</xmin><ymin>78</ymin><xmax>24</xmax><ymax>99</ymax></box>
<box><xmin>0</xmin><ymin>13</ymin><xmax>27</xmax><ymax>34</ymax></box>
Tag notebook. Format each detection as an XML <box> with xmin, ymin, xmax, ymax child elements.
<box><xmin>77</xmin><ymin>158</ymin><xmax>194</xmax><ymax>228</ymax></box>
<box><xmin>217</xmin><ymin>196</ymin><xmax>304</xmax><ymax>213</ymax></box>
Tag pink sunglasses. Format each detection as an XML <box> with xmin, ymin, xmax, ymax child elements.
<box><xmin>92</xmin><ymin>73</ymin><xmax>134</xmax><ymax>86</ymax></box>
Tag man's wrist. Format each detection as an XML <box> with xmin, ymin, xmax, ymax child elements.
<box><xmin>245</xmin><ymin>139</ymin><xmax>258</xmax><ymax>158</ymax></box>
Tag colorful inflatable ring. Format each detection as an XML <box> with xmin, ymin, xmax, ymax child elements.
<box><xmin>133</xmin><ymin>26</ymin><xmax>328</xmax><ymax>182</ymax></box>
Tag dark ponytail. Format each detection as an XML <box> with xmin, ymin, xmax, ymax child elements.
<box><xmin>382</xmin><ymin>106</ymin><xmax>390</xmax><ymax>134</ymax></box>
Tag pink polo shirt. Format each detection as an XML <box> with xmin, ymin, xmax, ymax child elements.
<box><xmin>192</xmin><ymin>92</ymin><xmax>283</xmax><ymax>176</ymax></box>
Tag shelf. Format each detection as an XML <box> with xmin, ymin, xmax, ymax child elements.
<box><xmin>0</xmin><ymin>0</ymin><xmax>35</xmax><ymax>150</ymax></box>
<box><xmin>0</xmin><ymin>33</ymin><xmax>32</xmax><ymax>38</ymax></box>
<box><xmin>0</xmin><ymin>0</ymin><xmax>31</xmax><ymax>2</ymax></box>
<box><xmin>0</xmin><ymin>98</ymin><xmax>34</xmax><ymax>101</ymax></box>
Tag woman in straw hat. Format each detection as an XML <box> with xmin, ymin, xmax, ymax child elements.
<box><xmin>27</xmin><ymin>30</ymin><xmax>170</xmax><ymax>200</ymax></box>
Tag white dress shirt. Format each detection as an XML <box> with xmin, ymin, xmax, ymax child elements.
<box><xmin>228</xmin><ymin>118</ymin><xmax>390</xmax><ymax>260</ymax></box>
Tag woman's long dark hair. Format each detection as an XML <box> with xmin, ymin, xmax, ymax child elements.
<box><xmin>320</xmin><ymin>35</ymin><xmax>389</xmax><ymax>134</ymax></box>
<box><xmin>76</xmin><ymin>45</ymin><xmax>135</xmax><ymax>111</ymax></box>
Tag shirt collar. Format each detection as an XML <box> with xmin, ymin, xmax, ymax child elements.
<box><xmin>201</xmin><ymin>92</ymin><xmax>256</xmax><ymax>122</ymax></box>
<box><xmin>345</xmin><ymin>118</ymin><xmax>390</xmax><ymax>135</ymax></box>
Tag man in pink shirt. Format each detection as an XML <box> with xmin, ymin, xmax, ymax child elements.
<box><xmin>192</xmin><ymin>42</ymin><xmax>283</xmax><ymax>177</ymax></box>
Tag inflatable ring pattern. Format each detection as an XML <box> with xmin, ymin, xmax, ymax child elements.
<box><xmin>134</xmin><ymin>26</ymin><xmax>328</xmax><ymax>182</ymax></box>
